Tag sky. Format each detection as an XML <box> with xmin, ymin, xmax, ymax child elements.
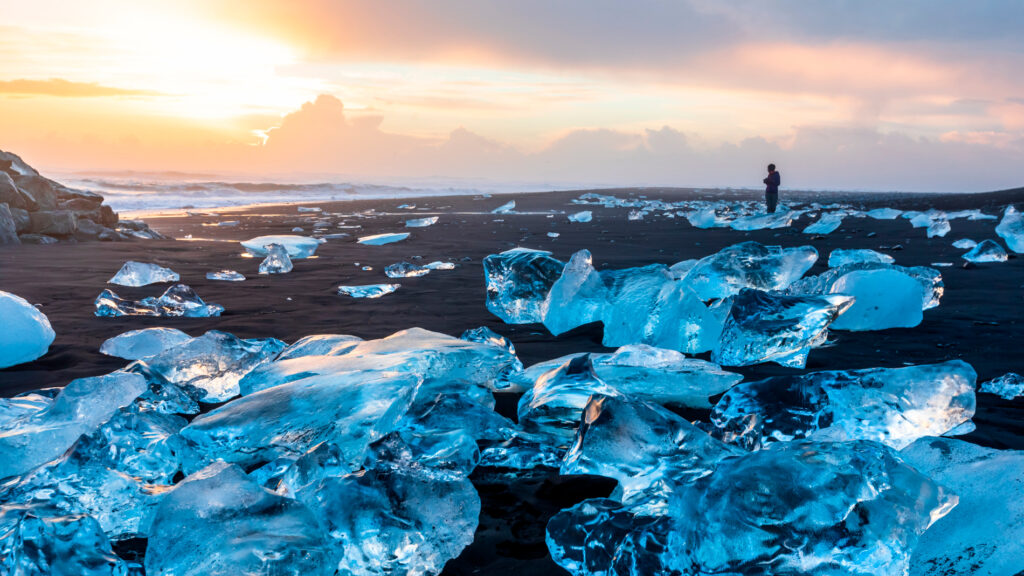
<box><xmin>0</xmin><ymin>0</ymin><xmax>1022</xmax><ymax>192</ymax></box>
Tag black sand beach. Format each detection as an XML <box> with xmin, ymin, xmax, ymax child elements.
<box><xmin>2</xmin><ymin>187</ymin><xmax>1024</xmax><ymax>574</ymax></box>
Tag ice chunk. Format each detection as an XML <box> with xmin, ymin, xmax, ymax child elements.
<box><xmin>712</xmin><ymin>289</ymin><xmax>853</xmax><ymax>368</ymax></box>
<box><xmin>337</xmin><ymin>283</ymin><xmax>400</xmax><ymax>298</ymax></box>
<box><xmin>478</xmin><ymin>430</ymin><xmax>564</xmax><ymax>469</ymax></box>
<box><xmin>491</xmin><ymin>200</ymin><xmax>516</xmax><ymax>214</ymax></box>
<box><xmin>665</xmin><ymin>440</ymin><xmax>956</xmax><ymax>576</ymax></box>
<box><xmin>787</xmin><ymin>261</ymin><xmax>943</xmax><ymax>311</ymax></box>
<box><xmin>424</xmin><ymin>261</ymin><xmax>455</xmax><ymax>270</ymax></box>
<box><xmin>902</xmin><ymin>437</ymin><xmax>1024</xmax><ymax>576</ymax></box>
<box><xmin>277</xmin><ymin>334</ymin><xmax>363</xmax><ymax>360</ymax></box>
<box><xmin>0</xmin><ymin>505</ymin><xmax>127</xmax><ymax>576</ymax></box>
<box><xmin>258</xmin><ymin>243</ymin><xmax>293</xmax><ymax>274</ymax></box>
<box><xmin>145</xmin><ymin>462</ymin><xmax>333</xmax><ymax>576</ymax></box>
<box><xmin>94</xmin><ymin>284</ymin><xmax>224</xmax><ymax>318</ymax></box>
<box><xmin>206</xmin><ymin>269</ymin><xmax>245</xmax><ymax>281</ymax></box>
<box><xmin>459</xmin><ymin>326</ymin><xmax>522</xmax><ymax>373</ymax></box>
<box><xmin>130</xmin><ymin>330</ymin><xmax>285</xmax><ymax>403</ymax></box>
<box><xmin>828</xmin><ymin>248</ymin><xmax>894</xmax><ymax>267</ymax></box>
<box><xmin>866</xmin><ymin>207</ymin><xmax>903</xmax><ymax>219</ymax></box>
<box><xmin>542</xmin><ymin>249</ymin><xmax>606</xmax><ymax>336</ymax></box>
<box><xmin>358</xmin><ymin>232</ymin><xmax>409</xmax><ymax>245</ymax></box>
<box><xmin>484</xmin><ymin>248</ymin><xmax>565</xmax><ymax>323</ymax></box>
<box><xmin>179</xmin><ymin>370</ymin><xmax>421</xmax><ymax>473</ymax></box>
<box><xmin>568</xmin><ymin>210</ymin><xmax>593</xmax><ymax>223</ymax></box>
<box><xmin>241</xmin><ymin>234</ymin><xmax>323</xmax><ymax>258</ymax></box>
<box><xmin>590</xmin><ymin>345</ymin><xmax>742</xmax><ymax>408</ymax></box>
<box><xmin>627</xmin><ymin>209</ymin><xmax>645</xmax><ymax>221</ymax></box>
<box><xmin>829</xmin><ymin>268</ymin><xmax>926</xmax><ymax>330</ymax></box>
<box><xmin>385</xmin><ymin>261</ymin><xmax>429</xmax><ymax>278</ymax></box>
<box><xmin>979</xmin><ymin>372</ymin><xmax>1024</xmax><ymax>399</ymax></box>
<box><xmin>683</xmin><ymin>241</ymin><xmax>818</xmax><ymax>300</ymax></box>
<box><xmin>951</xmin><ymin>239</ymin><xmax>976</xmax><ymax>250</ymax></box>
<box><xmin>962</xmin><ymin>239</ymin><xmax>1008</xmax><ymax>263</ymax></box>
<box><xmin>518</xmin><ymin>355</ymin><xmax>622</xmax><ymax>441</ymax></box>
<box><xmin>547</xmin><ymin>231</ymin><xmax>560</xmax><ymax>237</ymax></box>
<box><xmin>99</xmin><ymin>327</ymin><xmax>191</xmax><ymax>360</ymax></box>
<box><xmin>802</xmin><ymin>212</ymin><xmax>844</xmax><ymax>234</ymax></box>
<box><xmin>0</xmin><ymin>290</ymin><xmax>54</xmax><ymax>369</ymax></box>
<box><xmin>710</xmin><ymin>360</ymin><xmax>976</xmax><ymax>450</ymax></box>
<box><xmin>996</xmin><ymin>205</ymin><xmax>1024</xmax><ymax>253</ymax></box>
<box><xmin>405</xmin><ymin>216</ymin><xmax>438</xmax><ymax>227</ymax></box>
<box><xmin>0</xmin><ymin>372</ymin><xmax>146</xmax><ymax>478</ymax></box>
<box><xmin>299</xmin><ymin>465</ymin><xmax>479</xmax><ymax>576</ymax></box>
<box><xmin>927</xmin><ymin>218</ymin><xmax>951</xmax><ymax>238</ymax></box>
<box><xmin>686</xmin><ymin>206</ymin><xmax>728</xmax><ymax>229</ymax></box>
<box><xmin>729</xmin><ymin>208</ymin><xmax>796</xmax><ymax>230</ymax></box>
<box><xmin>108</xmin><ymin>261</ymin><xmax>179</xmax><ymax>287</ymax></box>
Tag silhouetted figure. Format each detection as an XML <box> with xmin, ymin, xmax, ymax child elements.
<box><xmin>763</xmin><ymin>163</ymin><xmax>780</xmax><ymax>213</ymax></box>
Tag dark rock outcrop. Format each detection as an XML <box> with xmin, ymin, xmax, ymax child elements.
<box><xmin>0</xmin><ymin>203</ymin><xmax>19</xmax><ymax>244</ymax></box>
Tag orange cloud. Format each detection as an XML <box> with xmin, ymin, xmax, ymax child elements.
<box><xmin>0</xmin><ymin>78</ymin><xmax>163</xmax><ymax>98</ymax></box>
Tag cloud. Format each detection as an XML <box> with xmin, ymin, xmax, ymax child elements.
<box><xmin>0</xmin><ymin>78</ymin><xmax>162</xmax><ymax>98</ymax></box>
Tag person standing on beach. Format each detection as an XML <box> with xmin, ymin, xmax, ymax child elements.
<box><xmin>763</xmin><ymin>163</ymin><xmax>781</xmax><ymax>213</ymax></box>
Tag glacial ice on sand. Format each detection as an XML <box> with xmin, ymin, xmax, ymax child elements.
<box><xmin>258</xmin><ymin>243</ymin><xmax>294</xmax><ymax>274</ymax></box>
<box><xmin>827</xmin><ymin>268</ymin><xmax>926</xmax><ymax>330</ymax></box>
<box><xmin>541</xmin><ymin>249</ymin><xmax>606</xmax><ymax>336</ymax></box>
<box><xmin>108</xmin><ymin>261</ymin><xmax>180</xmax><ymax>287</ymax></box>
<box><xmin>94</xmin><ymin>284</ymin><xmax>224</xmax><ymax>318</ymax></box>
<box><xmin>927</xmin><ymin>218</ymin><xmax>951</xmax><ymax>238</ymax></box>
<box><xmin>952</xmin><ymin>238</ymin><xmax>977</xmax><ymax>249</ymax></box>
<box><xmin>491</xmin><ymin>200</ymin><xmax>516</xmax><ymax>214</ymax></box>
<box><xmin>590</xmin><ymin>345</ymin><xmax>742</xmax><ymax>407</ymax></box>
<box><xmin>866</xmin><ymin>207</ymin><xmax>903</xmax><ymax>219</ymax></box>
<box><xmin>979</xmin><ymin>372</ymin><xmax>1024</xmax><ymax>399</ymax></box>
<box><xmin>424</xmin><ymin>261</ymin><xmax>455</xmax><ymax>270</ymax></box>
<box><xmin>902</xmin><ymin>437</ymin><xmax>1024</xmax><ymax>576</ymax></box>
<box><xmin>682</xmin><ymin>241</ymin><xmax>818</xmax><ymax>300</ymax></box>
<box><xmin>337</xmin><ymin>283</ymin><xmax>400</xmax><ymax>298</ymax></box>
<box><xmin>0</xmin><ymin>505</ymin><xmax>128</xmax><ymax>576</ymax></box>
<box><xmin>710</xmin><ymin>360</ymin><xmax>976</xmax><ymax>450</ymax></box>
<box><xmin>240</xmin><ymin>234</ymin><xmax>323</xmax><ymax>258</ymax></box>
<box><xmin>206</xmin><ymin>269</ymin><xmax>245</xmax><ymax>281</ymax></box>
<box><xmin>712</xmin><ymin>289</ymin><xmax>853</xmax><ymax>368</ymax></box>
<box><xmin>728</xmin><ymin>208</ymin><xmax>796</xmax><ymax>231</ymax></box>
<box><xmin>787</xmin><ymin>261</ymin><xmax>943</xmax><ymax>313</ymax></box>
<box><xmin>277</xmin><ymin>334</ymin><xmax>363</xmax><ymax>360</ymax></box>
<box><xmin>995</xmin><ymin>205</ymin><xmax>1024</xmax><ymax>253</ymax></box>
<box><xmin>385</xmin><ymin>261</ymin><xmax>430</xmax><ymax>278</ymax></box>
<box><xmin>358</xmin><ymin>232</ymin><xmax>410</xmax><ymax>245</ymax></box>
<box><xmin>828</xmin><ymin>248</ymin><xmax>894</xmax><ymax>267</ymax></box>
<box><xmin>405</xmin><ymin>216</ymin><xmax>439</xmax><ymax>227</ymax></box>
<box><xmin>802</xmin><ymin>212</ymin><xmax>844</xmax><ymax>234</ymax></box>
<box><xmin>99</xmin><ymin>327</ymin><xmax>192</xmax><ymax>360</ymax></box>
<box><xmin>517</xmin><ymin>355</ymin><xmax>622</xmax><ymax>441</ymax></box>
<box><xmin>568</xmin><ymin>210</ymin><xmax>593</xmax><ymax>223</ymax></box>
<box><xmin>484</xmin><ymin>248</ymin><xmax>565</xmax><ymax>323</ymax></box>
<box><xmin>0</xmin><ymin>290</ymin><xmax>55</xmax><ymax>369</ymax></box>
<box><xmin>962</xmin><ymin>239</ymin><xmax>1008</xmax><ymax>263</ymax></box>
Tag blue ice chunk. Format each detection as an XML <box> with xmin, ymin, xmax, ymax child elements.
<box><xmin>108</xmin><ymin>260</ymin><xmax>179</xmax><ymax>287</ymax></box>
<box><xmin>94</xmin><ymin>284</ymin><xmax>224</xmax><ymax>318</ymax></box>
<box><xmin>357</xmin><ymin>232</ymin><xmax>410</xmax><ymax>245</ymax></box>
<box><xmin>0</xmin><ymin>290</ymin><xmax>54</xmax><ymax>369</ymax></box>
<box><xmin>788</xmin><ymin>261</ymin><xmax>943</xmax><ymax>318</ymax></box>
<box><xmin>277</xmin><ymin>334</ymin><xmax>363</xmax><ymax>360</ymax></box>
<box><xmin>518</xmin><ymin>355</ymin><xmax>622</xmax><ymax>442</ymax></box>
<box><xmin>996</xmin><ymin>205</ymin><xmax>1024</xmax><ymax>253</ymax></box>
<box><xmin>483</xmin><ymin>248</ymin><xmax>565</xmax><ymax>323</ymax></box>
<box><xmin>385</xmin><ymin>261</ymin><xmax>430</xmax><ymax>278</ymax></box>
<box><xmin>145</xmin><ymin>462</ymin><xmax>333</xmax><ymax>576</ymax></box>
<box><xmin>683</xmin><ymin>241</ymin><xmax>819</xmax><ymax>300</ymax></box>
<box><xmin>405</xmin><ymin>216</ymin><xmax>438</xmax><ymax>227</ymax></box>
<box><xmin>712</xmin><ymin>289</ymin><xmax>853</xmax><ymax>368</ymax></box>
<box><xmin>424</xmin><ymin>260</ymin><xmax>455</xmax><ymax>270</ymax></box>
<box><xmin>0</xmin><ymin>505</ymin><xmax>127</xmax><ymax>576</ymax></box>
<box><xmin>478</xmin><ymin>430</ymin><xmax>564</xmax><ymax>469</ymax></box>
<box><xmin>902</xmin><ymin>437</ymin><xmax>1024</xmax><ymax>576</ymax></box>
<box><xmin>828</xmin><ymin>268</ymin><xmax>926</xmax><ymax>330</ymax></box>
<box><xmin>542</xmin><ymin>249</ymin><xmax>606</xmax><ymax>336</ymax></box>
<box><xmin>491</xmin><ymin>200</ymin><xmax>516</xmax><ymax>214</ymax></box>
<box><xmin>951</xmin><ymin>238</ymin><xmax>977</xmax><ymax>249</ymax></box>
<box><xmin>729</xmin><ymin>208</ymin><xmax>797</xmax><ymax>231</ymax></box>
<box><xmin>240</xmin><ymin>234</ymin><xmax>323</xmax><ymax>258</ymax></box>
<box><xmin>710</xmin><ymin>360</ymin><xmax>976</xmax><ymax>450</ymax></box>
<box><xmin>206</xmin><ymin>269</ymin><xmax>245</xmax><ymax>281</ymax></box>
<box><xmin>258</xmin><ymin>243</ymin><xmax>293</xmax><ymax>274</ymax></box>
<box><xmin>927</xmin><ymin>218</ymin><xmax>951</xmax><ymax>238</ymax></box>
<box><xmin>664</xmin><ymin>440</ymin><xmax>956</xmax><ymax>576</ymax></box>
<box><xmin>866</xmin><ymin>207</ymin><xmax>903</xmax><ymax>219</ymax></box>
<box><xmin>459</xmin><ymin>326</ymin><xmax>524</xmax><ymax>378</ymax></box>
<box><xmin>802</xmin><ymin>212</ymin><xmax>844</xmax><ymax>234</ymax></box>
<box><xmin>337</xmin><ymin>283</ymin><xmax>400</xmax><ymax>298</ymax></box>
<box><xmin>568</xmin><ymin>210</ymin><xmax>593</xmax><ymax>223</ymax></box>
<box><xmin>0</xmin><ymin>372</ymin><xmax>146</xmax><ymax>479</ymax></box>
<box><xmin>828</xmin><ymin>248</ymin><xmax>894</xmax><ymax>267</ymax></box>
<box><xmin>962</xmin><ymin>239</ymin><xmax>1008</xmax><ymax>263</ymax></box>
<box><xmin>686</xmin><ymin>206</ymin><xmax>728</xmax><ymax>228</ymax></box>
<box><xmin>99</xmin><ymin>327</ymin><xmax>191</xmax><ymax>360</ymax></box>
<box><xmin>979</xmin><ymin>372</ymin><xmax>1024</xmax><ymax>399</ymax></box>
<box><xmin>590</xmin><ymin>345</ymin><xmax>742</xmax><ymax>408</ymax></box>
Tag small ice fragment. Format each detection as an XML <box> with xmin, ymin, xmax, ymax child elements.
<box><xmin>979</xmin><ymin>372</ymin><xmax>1024</xmax><ymax>399</ymax></box>
<box><xmin>240</xmin><ymin>235</ymin><xmax>323</xmax><ymax>258</ymax></box>
<box><xmin>109</xmin><ymin>261</ymin><xmax>179</xmax><ymax>287</ymax></box>
<box><xmin>357</xmin><ymin>232</ymin><xmax>410</xmax><ymax>245</ymax></box>
<box><xmin>927</xmin><ymin>218</ymin><xmax>951</xmax><ymax>238</ymax></box>
<box><xmin>828</xmin><ymin>248</ymin><xmax>894</xmax><ymax>267</ymax></box>
<box><xmin>547</xmin><ymin>232</ymin><xmax>560</xmax><ymax>238</ymax></box>
<box><xmin>385</xmin><ymin>262</ymin><xmax>430</xmax><ymax>278</ymax></box>
<box><xmin>361</xmin><ymin>266</ymin><xmax>372</xmax><ymax>271</ymax></box>
<box><xmin>95</xmin><ymin>284</ymin><xmax>224</xmax><ymax>318</ymax></box>
<box><xmin>866</xmin><ymin>207</ymin><xmax>903</xmax><ymax>219</ymax></box>
<box><xmin>297</xmin><ymin>206</ymin><xmax>322</xmax><ymax>213</ymax></box>
<box><xmin>952</xmin><ymin>238</ymin><xmax>977</xmax><ymax>249</ymax></box>
<box><xmin>568</xmin><ymin>210</ymin><xmax>592</xmax><ymax>223</ymax></box>
<box><xmin>292</xmin><ymin>227</ymin><xmax>304</xmax><ymax>232</ymax></box>
<box><xmin>337</xmin><ymin>284</ymin><xmax>400</xmax><ymax>298</ymax></box>
<box><xmin>0</xmin><ymin>290</ymin><xmax>55</xmax><ymax>369</ymax></box>
<box><xmin>996</xmin><ymin>205</ymin><xmax>1024</xmax><ymax>253</ymax></box>
<box><xmin>491</xmin><ymin>200</ymin><xmax>516</xmax><ymax>214</ymax></box>
<box><xmin>931</xmin><ymin>262</ymin><xmax>954</xmax><ymax>267</ymax></box>
<box><xmin>802</xmin><ymin>212</ymin><xmax>844</xmax><ymax>234</ymax></box>
<box><xmin>258</xmin><ymin>243</ymin><xmax>294</xmax><ymax>274</ymax></box>
<box><xmin>397</xmin><ymin>203</ymin><xmax>415</xmax><ymax>209</ymax></box>
<box><xmin>424</xmin><ymin>261</ymin><xmax>455</xmax><ymax>270</ymax></box>
<box><xmin>627</xmin><ymin>210</ymin><xmax>645</xmax><ymax>221</ymax></box>
<box><xmin>405</xmin><ymin>216</ymin><xmax>438</xmax><ymax>228</ymax></box>
<box><xmin>100</xmin><ymin>327</ymin><xmax>192</xmax><ymax>360</ymax></box>
<box><xmin>962</xmin><ymin>239</ymin><xmax>1008</xmax><ymax>263</ymax></box>
<box><xmin>206</xmin><ymin>269</ymin><xmax>245</xmax><ymax>281</ymax></box>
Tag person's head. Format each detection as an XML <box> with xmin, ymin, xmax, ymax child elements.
<box><xmin>767</xmin><ymin>163</ymin><xmax>776</xmax><ymax>173</ymax></box>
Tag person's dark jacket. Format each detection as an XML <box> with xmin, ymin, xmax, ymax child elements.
<box><xmin>764</xmin><ymin>171</ymin><xmax>780</xmax><ymax>194</ymax></box>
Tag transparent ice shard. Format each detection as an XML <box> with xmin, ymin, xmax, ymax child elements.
<box><xmin>337</xmin><ymin>283</ymin><xmax>400</xmax><ymax>298</ymax></box>
<box><xmin>927</xmin><ymin>218</ymin><xmax>951</xmax><ymax>238</ymax></box>
<box><xmin>277</xmin><ymin>334</ymin><xmax>363</xmax><ymax>360</ymax></box>
<box><xmin>962</xmin><ymin>239</ymin><xmax>1008</xmax><ymax>263</ymax></box>
<box><xmin>787</xmin><ymin>261</ymin><xmax>944</xmax><ymax>311</ymax></box>
<box><xmin>518</xmin><ymin>355</ymin><xmax>622</xmax><ymax>442</ymax></box>
<box><xmin>590</xmin><ymin>345</ymin><xmax>742</xmax><ymax>408</ymax></box>
<box><xmin>729</xmin><ymin>209</ymin><xmax>796</xmax><ymax>231</ymax></box>
<box><xmin>0</xmin><ymin>505</ymin><xmax>127</xmax><ymax>576</ymax></box>
<box><xmin>568</xmin><ymin>210</ymin><xmax>593</xmax><ymax>223</ymax></box>
<box><xmin>491</xmin><ymin>200</ymin><xmax>516</xmax><ymax>214</ymax></box>
<box><xmin>828</xmin><ymin>248</ymin><xmax>894</xmax><ymax>267</ymax></box>
<box><xmin>683</xmin><ymin>241</ymin><xmax>818</xmax><ymax>300</ymax></box>
<box><xmin>712</xmin><ymin>289</ymin><xmax>853</xmax><ymax>368</ymax></box>
<box><xmin>866</xmin><ymin>207</ymin><xmax>903</xmax><ymax>219</ymax></box>
<box><xmin>145</xmin><ymin>462</ymin><xmax>333</xmax><ymax>576</ymax></box>
<box><xmin>484</xmin><ymin>248</ymin><xmax>565</xmax><ymax>323</ymax></box>
<box><xmin>385</xmin><ymin>262</ymin><xmax>430</xmax><ymax>278</ymax></box>
<box><xmin>99</xmin><ymin>327</ymin><xmax>191</xmax><ymax>360</ymax></box>
<box><xmin>710</xmin><ymin>360</ymin><xmax>976</xmax><ymax>450</ymax></box>
<box><xmin>996</xmin><ymin>205</ymin><xmax>1024</xmax><ymax>253</ymax></box>
<box><xmin>829</xmin><ymin>268</ymin><xmax>926</xmax><ymax>330</ymax></box>
<box><xmin>951</xmin><ymin>238</ymin><xmax>977</xmax><ymax>249</ymax></box>
<box><xmin>405</xmin><ymin>216</ymin><xmax>438</xmax><ymax>227</ymax></box>
<box><xmin>0</xmin><ymin>290</ymin><xmax>54</xmax><ymax>369</ymax></box>
<box><xmin>542</xmin><ymin>249</ymin><xmax>606</xmax><ymax>336</ymax></box>
<box><xmin>424</xmin><ymin>261</ymin><xmax>455</xmax><ymax>270</ymax></box>
<box><xmin>206</xmin><ymin>269</ymin><xmax>245</xmax><ymax>281</ymax></box>
<box><xmin>241</xmin><ymin>234</ymin><xmax>323</xmax><ymax>258</ymax></box>
<box><xmin>802</xmin><ymin>212</ymin><xmax>844</xmax><ymax>234</ymax></box>
<box><xmin>358</xmin><ymin>232</ymin><xmax>410</xmax><ymax>245</ymax></box>
<box><xmin>94</xmin><ymin>284</ymin><xmax>225</xmax><ymax>318</ymax></box>
<box><xmin>108</xmin><ymin>261</ymin><xmax>179</xmax><ymax>287</ymax></box>
<box><xmin>258</xmin><ymin>243</ymin><xmax>293</xmax><ymax>274</ymax></box>
<box><xmin>979</xmin><ymin>372</ymin><xmax>1024</xmax><ymax>399</ymax></box>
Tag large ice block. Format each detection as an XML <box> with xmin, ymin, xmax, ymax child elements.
<box><xmin>829</xmin><ymin>268</ymin><xmax>926</xmax><ymax>330</ymax></box>
<box><xmin>710</xmin><ymin>360</ymin><xmax>976</xmax><ymax>450</ymax></box>
<box><xmin>0</xmin><ymin>505</ymin><xmax>127</xmax><ymax>576</ymax></box>
<box><xmin>962</xmin><ymin>239</ymin><xmax>1008</xmax><ymax>263</ymax></box>
<box><xmin>0</xmin><ymin>290</ymin><xmax>55</xmax><ymax>369</ymax></box>
<box><xmin>542</xmin><ymin>249</ymin><xmax>606</xmax><ymax>336</ymax></box>
<box><xmin>484</xmin><ymin>248</ymin><xmax>565</xmax><ymax>323</ymax></box>
<box><xmin>866</xmin><ymin>207</ymin><xmax>903</xmax><ymax>219</ymax></box>
<box><xmin>108</xmin><ymin>261</ymin><xmax>179</xmax><ymax>287</ymax></box>
<box><xmin>712</xmin><ymin>289</ymin><xmax>853</xmax><ymax>368</ymax></box>
<box><xmin>518</xmin><ymin>355</ymin><xmax>622</xmax><ymax>441</ymax></box>
<box><xmin>241</xmin><ymin>234</ymin><xmax>323</xmax><ymax>258</ymax></box>
<box><xmin>277</xmin><ymin>334</ymin><xmax>363</xmax><ymax>360</ymax></box>
<box><xmin>258</xmin><ymin>243</ymin><xmax>294</xmax><ymax>274</ymax></box>
<box><xmin>788</xmin><ymin>261</ymin><xmax>943</xmax><ymax>312</ymax></box>
<box><xmin>99</xmin><ymin>327</ymin><xmax>192</xmax><ymax>360</ymax></box>
<box><xmin>828</xmin><ymin>248</ymin><xmax>894</xmax><ymax>267</ymax></box>
<box><xmin>683</xmin><ymin>241</ymin><xmax>818</xmax><ymax>300</ymax></box>
<box><xmin>590</xmin><ymin>345</ymin><xmax>742</xmax><ymax>407</ymax></box>
<box><xmin>996</xmin><ymin>205</ymin><xmax>1024</xmax><ymax>253</ymax></box>
<box><xmin>145</xmin><ymin>462</ymin><xmax>333</xmax><ymax>576</ymax></box>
